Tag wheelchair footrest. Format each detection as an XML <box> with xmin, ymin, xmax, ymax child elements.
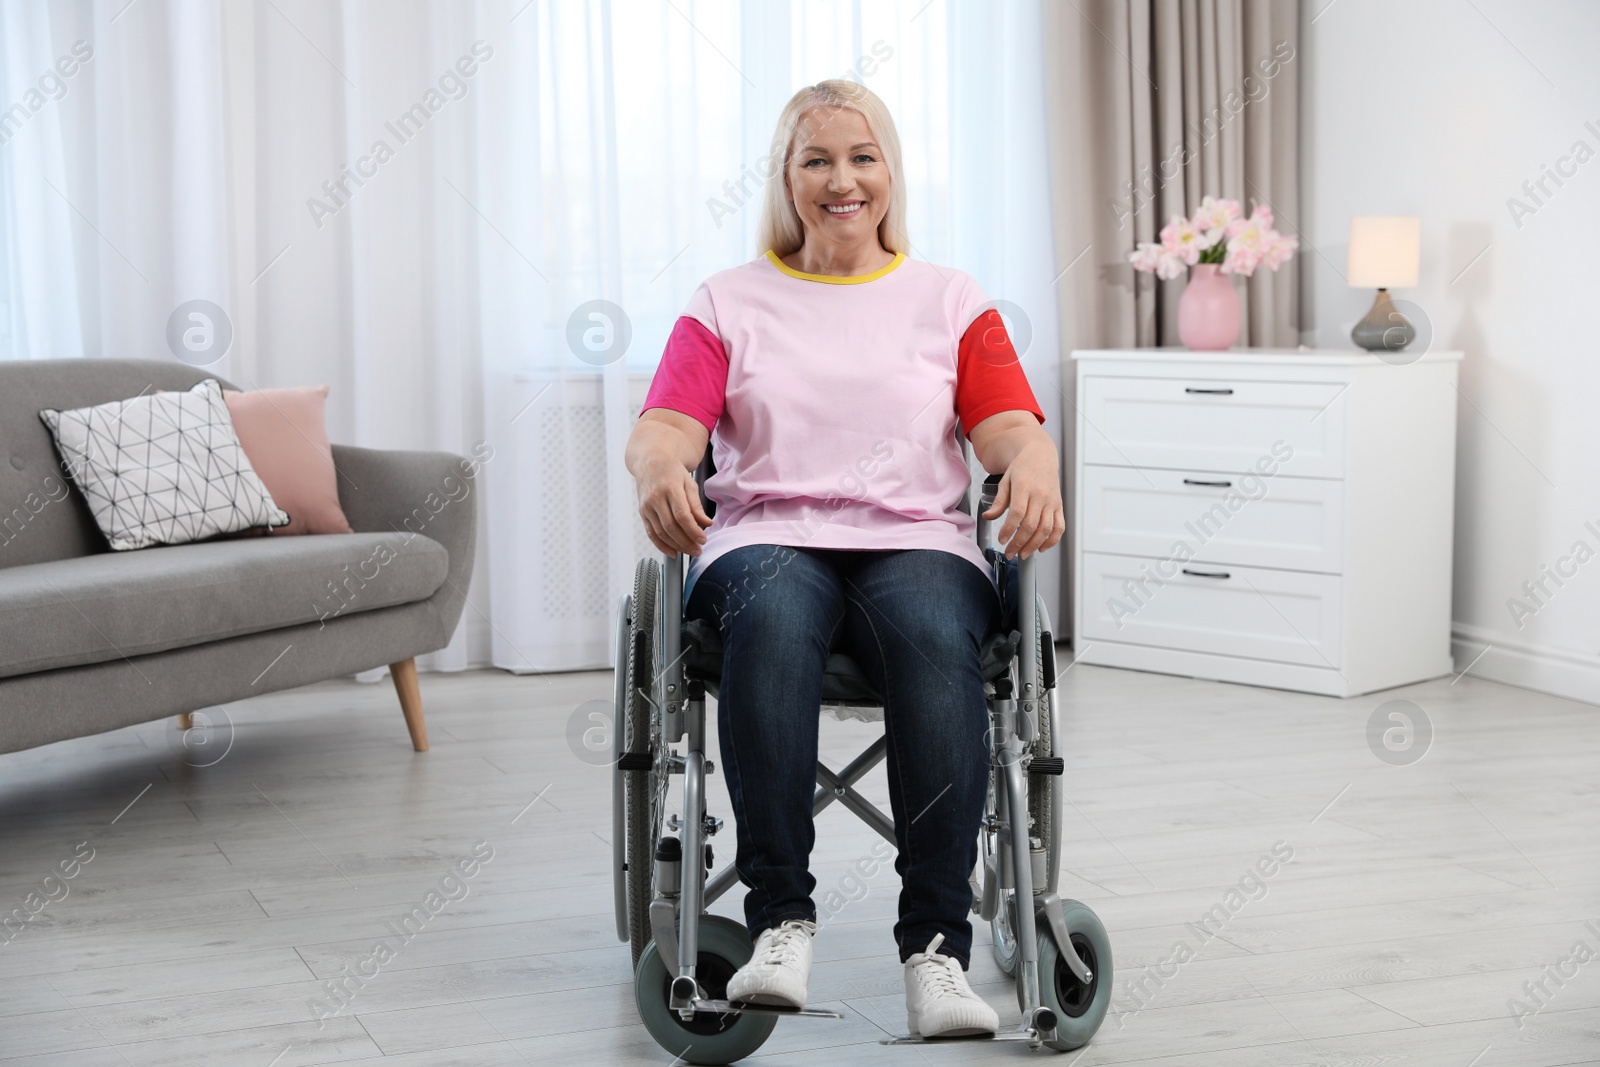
<box><xmin>701</xmin><ymin>999</ymin><xmax>843</xmax><ymax>1019</ymax></box>
<box><xmin>880</xmin><ymin>1028</ymin><xmax>1042</xmax><ymax>1046</ymax></box>
<box><xmin>1028</xmin><ymin>757</ymin><xmax>1064</xmax><ymax>775</ymax></box>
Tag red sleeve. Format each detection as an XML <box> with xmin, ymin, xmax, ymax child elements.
<box><xmin>641</xmin><ymin>315</ymin><xmax>727</xmax><ymax>433</ymax></box>
<box><xmin>955</xmin><ymin>308</ymin><xmax>1045</xmax><ymax>437</ymax></box>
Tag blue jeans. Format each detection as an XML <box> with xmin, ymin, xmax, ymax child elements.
<box><xmin>685</xmin><ymin>543</ymin><xmax>1001</xmax><ymax>968</ymax></box>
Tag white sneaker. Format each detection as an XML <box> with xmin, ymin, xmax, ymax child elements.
<box><xmin>904</xmin><ymin>933</ymin><xmax>1000</xmax><ymax>1037</ymax></box>
<box><xmin>726</xmin><ymin>918</ymin><xmax>817</xmax><ymax>1007</ymax></box>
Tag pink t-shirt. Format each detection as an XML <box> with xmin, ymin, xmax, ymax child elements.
<box><xmin>641</xmin><ymin>249</ymin><xmax>1044</xmax><ymax>601</ymax></box>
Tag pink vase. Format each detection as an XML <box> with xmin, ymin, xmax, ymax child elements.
<box><xmin>1177</xmin><ymin>263</ymin><xmax>1241</xmax><ymax>350</ymax></box>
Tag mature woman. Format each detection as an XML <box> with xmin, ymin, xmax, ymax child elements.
<box><xmin>624</xmin><ymin>79</ymin><xmax>1062</xmax><ymax>1039</ymax></box>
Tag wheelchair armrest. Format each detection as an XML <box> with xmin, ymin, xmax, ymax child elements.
<box><xmin>979</xmin><ymin>472</ymin><xmax>1002</xmax><ymax>513</ymax></box>
<box><xmin>694</xmin><ymin>444</ymin><xmax>717</xmax><ymax>520</ymax></box>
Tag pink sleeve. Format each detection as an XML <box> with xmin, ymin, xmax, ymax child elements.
<box><xmin>641</xmin><ymin>315</ymin><xmax>727</xmax><ymax>433</ymax></box>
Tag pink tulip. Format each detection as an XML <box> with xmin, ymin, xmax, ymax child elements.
<box><xmin>1222</xmin><ymin>246</ymin><xmax>1262</xmax><ymax>276</ymax></box>
<box><xmin>1261</xmin><ymin>231</ymin><xmax>1299</xmax><ymax>270</ymax></box>
<box><xmin>1163</xmin><ymin>216</ymin><xmax>1211</xmax><ymax>265</ymax></box>
<box><xmin>1155</xmin><ymin>249</ymin><xmax>1187</xmax><ymax>280</ymax></box>
<box><xmin>1192</xmin><ymin>195</ymin><xmax>1238</xmax><ymax>238</ymax></box>
<box><xmin>1129</xmin><ymin>243</ymin><xmax>1163</xmax><ymax>272</ymax></box>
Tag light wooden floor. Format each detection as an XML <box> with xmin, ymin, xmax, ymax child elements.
<box><xmin>1</xmin><ymin>654</ymin><xmax>1598</xmax><ymax>1066</ymax></box>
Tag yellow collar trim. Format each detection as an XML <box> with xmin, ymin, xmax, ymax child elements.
<box><xmin>765</xmin><ymin>249</ymin><xmax>906</xmax><ymax>284</ymax></box>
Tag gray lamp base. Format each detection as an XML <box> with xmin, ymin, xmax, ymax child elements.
<box><xmin>1352</xmin><ymin>288</ymin><xmax>1415</xmax><ymax>352</ymax></box>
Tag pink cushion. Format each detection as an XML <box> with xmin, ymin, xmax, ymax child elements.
<box><xmin>223</xmin><ymin>386</ymin><xmax>353</xmax><ymax>536</ymax></box>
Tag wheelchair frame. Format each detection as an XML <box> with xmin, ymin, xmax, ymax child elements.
<box><xmin>612</xmin><ymin>445</ymin><xmax>1111</xmax><ymax>1063</ymax></box>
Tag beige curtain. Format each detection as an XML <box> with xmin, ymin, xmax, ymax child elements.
<box><xmin>1039</xmin><ymin>0</ymin><xmax>1301</xmax><ymax>636</ymax></box>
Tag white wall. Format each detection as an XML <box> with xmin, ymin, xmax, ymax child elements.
<box><xmin>1300</xmin><ymin>0</ymin><xmax>1600</xmax><ymax>704</ymax></box>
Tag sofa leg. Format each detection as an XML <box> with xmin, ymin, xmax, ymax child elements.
<box><xmin>390</xmin><ymin>658</ymin><xmax>429</xmax><ymax>751</ymax></box>
<box><xmin>177</xmin><ymin>712</ymin><xmax>194</xmax><ymax>730</ymax></box>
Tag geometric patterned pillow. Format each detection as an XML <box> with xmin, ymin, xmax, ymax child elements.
<box><xmin>38</xmin><ymin>378</ymin><xmax>290</xmax><ymax>551</ymax></box>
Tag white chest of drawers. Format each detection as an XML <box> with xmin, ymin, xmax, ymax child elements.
<box><xmin>1070</xmin><ymin>347</ymin><xmax>1463</xmax><ymax>698</ymax></box>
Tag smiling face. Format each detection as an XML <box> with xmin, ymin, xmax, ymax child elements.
<box><xmin>784</xmin><ymin>106</ymin><xmax>891</xmax><ymax>250</ymax></box>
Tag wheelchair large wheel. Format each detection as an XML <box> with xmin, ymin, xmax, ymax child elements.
<box><xmin>1028</xmin><ymin>595</ymin><xmax>1058</xmax><ymax>867</ymax></box>
<box><xmin>634</xmin><ymin>914</ymin><xmax>778</xmax><ymax>1065</ymax></box>
<box><xmin>1037</xmin><ymin>899</ymin><xmax>1112</xmax><ymax>1050</ymax></box>
<box><xmin>622</xmin><ymin>558</ymin><xmax>666</xmax><ymax>970</ymax></box>
<box><xmin>987</xmin><ymin>597</ymin><xmax>1057</xmax><ymax>978</ymax></box>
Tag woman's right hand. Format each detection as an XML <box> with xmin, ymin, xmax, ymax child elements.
<box><xmin>636</xmin><ymin>454</ymin><xmax>713</xmax><ymax>557</ymax></box>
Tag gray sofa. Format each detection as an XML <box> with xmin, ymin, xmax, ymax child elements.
<box><xmin>0</xmin><ymin>359</ymin><xmax>476</xmax><ymax>756</ymax></box>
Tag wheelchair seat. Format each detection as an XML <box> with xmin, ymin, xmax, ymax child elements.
<box><xmin>681</xmin><ymin>616</ymin><xmax>1022</xmax><ymax>709</ymax></box>
<box><xmin>680</xmin><ymin>544</ymin><xmax>1030</xmax><ymax>709</ymax></box>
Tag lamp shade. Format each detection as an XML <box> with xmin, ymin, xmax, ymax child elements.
<box><xmin>1346</xmin><ymin>216</ymin><xmax>1420</xmax><ymax>288</ymax></box>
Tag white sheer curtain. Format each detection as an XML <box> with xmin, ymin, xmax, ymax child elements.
<box><xmin>0</xmin><ymin>0</ymin><xmax>1060</xmax><ymax>673</ymax></box>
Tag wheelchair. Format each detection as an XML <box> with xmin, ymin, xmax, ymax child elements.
<box><xmin>612</xmin><ymin>442</ymin><xmax>1112</xmax><ymax>1064</ymax></box>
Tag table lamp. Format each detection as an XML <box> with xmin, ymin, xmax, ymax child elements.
<box><xmin>1347</xmin><ymin>216</ymin><xmax>1420</xmax><ymax>351</ymax></box>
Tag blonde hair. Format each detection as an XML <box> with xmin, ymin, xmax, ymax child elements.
<box><xmin>756</xmin><ymin>79</ymin><xmax>908</xmax><ymax>259</ymax></box>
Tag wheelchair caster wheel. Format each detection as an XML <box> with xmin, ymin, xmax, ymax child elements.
<box><xmin>634</xmin><ymin>914</ymin><xmax>776</xmax><ymax>1064</ymax></box>
<box><xmin>1037</xmin><ymin>899</ymin><xmax>1113</xmax><ymax>1051</ymax></box>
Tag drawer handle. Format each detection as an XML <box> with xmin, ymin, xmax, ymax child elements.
<box><xmin>1182</xmin><ymin>478</ymin><xmax>1232</xmax><ymax>488</ymax></box>
<box><xmin>1184</xmin><ymin>386</ymin><xmax>1234</xmax><ymax>395</ymax></box>
<box><xmin>1181</xmin><ymin>567</ymin><xmax>1231</xmax><ymax>580</ymax></box>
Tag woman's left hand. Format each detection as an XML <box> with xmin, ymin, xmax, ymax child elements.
<box><xmin>982</xmin><ymin>438</ymin><xmax>1064</xmax><ymax>560</ymax></box>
